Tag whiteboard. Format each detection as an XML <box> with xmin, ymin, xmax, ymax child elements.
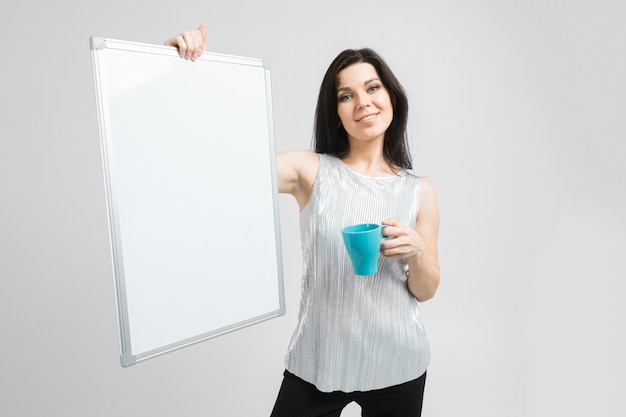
<box><xmin>90</xmin><ymin>37</ymin><xmax>285</xmax><ymax>366</ymax></box>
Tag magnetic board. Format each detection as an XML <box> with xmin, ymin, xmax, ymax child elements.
<box><xmin>90</xmin><ymin>37</ymin><xmax>285</xmax><ymax>367</ymax></box>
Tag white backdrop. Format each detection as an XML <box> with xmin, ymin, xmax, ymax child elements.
<box><xmin>1</xmin><ymin>1</ymin><xmax>624</xmax><ymax>416</ymax></box>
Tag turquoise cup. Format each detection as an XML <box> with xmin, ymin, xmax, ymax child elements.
<box><xmin>341</xmin><ymin>223</ymin><xmax>388</xmax><ymax>276</ymax></box>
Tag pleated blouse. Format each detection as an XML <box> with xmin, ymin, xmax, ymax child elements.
<box><xmin>284</xmin><ymin>153</ymin><xmax>430</xmax><ymax>392</ymax></box>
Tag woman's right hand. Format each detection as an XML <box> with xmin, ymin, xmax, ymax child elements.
<box><xmin>164</xmin><ymin>25</ymin><xmax>207</xmax><ymax>61</ymax></box>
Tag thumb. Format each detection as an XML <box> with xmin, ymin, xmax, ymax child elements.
<box><xmin>198</xmin><ymin>24</ymin><xmax>207</xmax><ymax>42</ymax></box>
<box><xmin>381</xmin><ymin>218</ymin><xmax>398</xmax><ymax>227</ymax></box>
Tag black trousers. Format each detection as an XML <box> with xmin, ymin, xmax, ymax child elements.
<box><xmin>269</xmin><ymin>370</ymin><xmax>427</xmax><ymax>417</ymax></box>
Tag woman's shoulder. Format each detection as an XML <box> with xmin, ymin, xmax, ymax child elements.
<box><xmin>415</xmin><ymin>176</ymin><xmax>437</xmax><ymax>204</ymax></box>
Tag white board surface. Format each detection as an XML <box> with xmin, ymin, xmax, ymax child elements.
<box><xmin>90</xmin><ymin>37</ymin><xmax>284</xmax><ymax>366</ymax></box>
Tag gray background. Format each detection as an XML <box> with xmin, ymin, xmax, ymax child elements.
<box><xmin>1</xmin><ymin>1</ymin><xmax>624</xmax><ymax>416</ymax></box>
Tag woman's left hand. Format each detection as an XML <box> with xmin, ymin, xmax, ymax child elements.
<box><xmin>381</xmin><ymin>178</ymin><xmax>440</xmax><ymax>301</ymax></box>
<box><xmin>380</xmin><ymin>218</ymin><xmax>424</xmax><ymax>261</ymax></box>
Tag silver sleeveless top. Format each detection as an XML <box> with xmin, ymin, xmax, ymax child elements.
<box><xmin>284</xmin><ymin>154</ymin><xmax>430</xmax><ymax>393</ymax></box>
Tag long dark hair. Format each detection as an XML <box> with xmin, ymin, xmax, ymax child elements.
<box><xmin>314</xmin><ymin>48</ymin><xmax>412</xmax><ymax>170</ymax></box>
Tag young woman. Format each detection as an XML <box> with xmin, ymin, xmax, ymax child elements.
<box><xmin>166</xmin><ymin>25</ymin><xmax>440</xmax><ymax>417</ymax></box>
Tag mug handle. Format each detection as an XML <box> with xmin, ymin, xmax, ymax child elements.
<box><xmin>381</xmin><ymin>224</ymin><xmax>391</xmax><ymax>240</ymax></box>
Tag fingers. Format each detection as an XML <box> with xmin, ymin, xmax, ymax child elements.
<box><xmin>381</xmin><ymin>217</ymin><xmax>398</xmax><ymax>227</ymax></box>
<box><xmin>381</xmin><ymin>245</ymin><xmax>415</xmax><ymax>259</ymax></box>
<box><xmin>381</xmin><ymin>218</ymin><xmax>402</xmax><ymax>239</ymax></box>
<box><xmin>380</xmin><ymin>220</ymin><xmax>423</xmax><ymax>259</ymax></box>
<box><xmin>381</xmin><ymin>236</ymin><xmax>421</xmax><ymax>259</ymax></box>
<box><xmin>164</xmin><ymin>25</ymin><xmax>207</xmax><ymax>61</ymax></box>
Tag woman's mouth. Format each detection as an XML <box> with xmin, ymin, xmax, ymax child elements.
<box><xmin>357</xmin><ymin>113</ymin><xmax>378</xmax><ymax>122</ymax></box>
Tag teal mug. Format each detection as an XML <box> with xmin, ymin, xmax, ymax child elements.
<box><xmin>342</xmin><ymin>223</ymin><xmax>388</xmax><ymax>276</ymax></box>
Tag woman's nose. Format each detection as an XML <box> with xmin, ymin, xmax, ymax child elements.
<box><xmin>356</xmin><ymin>95</ymin><xmax>371</xmax><ymax>109</ymax></box>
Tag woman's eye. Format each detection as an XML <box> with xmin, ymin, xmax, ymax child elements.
<box><xmin>339</xmin><ymin>94</ymin><xmax>352</xmax><ymax>102</ymax></box>
<box><xmin>368</xmin><ymin>85</ymin><xmax>380</xmax><ymax>92</ymax></box>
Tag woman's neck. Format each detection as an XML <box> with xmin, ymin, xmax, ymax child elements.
<box><xmin>341</xmin><ymin>152</ymin><xmax>398</xmax><ymax>177</ymax></box>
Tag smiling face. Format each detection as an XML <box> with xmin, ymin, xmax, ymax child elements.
<box><xmin>336</xmin><ymin>62</ymin><xmax>394</xmax><ymax>146</ymax></box>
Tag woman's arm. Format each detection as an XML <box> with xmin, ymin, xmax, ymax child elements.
<box><xmin>276</xmin><ymin>150</ymin><xmax>319</xmax><ymax>210</ymax></box>
<box><xmin>381</xmin><ymin>178</ymin><xmax>440</xmax><ymax>301</ymax></box>
<box><xmin>165</xmin><ymin>27</ymin><xmax>319</xmax><ymax>208</ymax></box>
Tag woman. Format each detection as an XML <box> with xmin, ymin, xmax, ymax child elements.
<box><xmin>166</xmin><ymin>25</ymin><xmax>440</xmax><ymax>417</ymax></box>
